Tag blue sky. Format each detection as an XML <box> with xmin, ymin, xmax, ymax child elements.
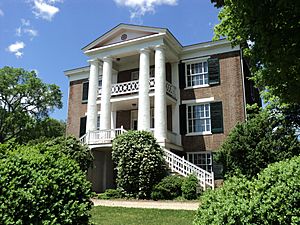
<box><xmin>0</xmin><ymin>0</ymin><xmax>220</xmax><ymax>120</ymax></box>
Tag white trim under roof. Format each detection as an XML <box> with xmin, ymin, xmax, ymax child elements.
<box><xmin>64</xmin><ymin>66</ymin><xmax>90</xmax><ymax>77</ymax></box>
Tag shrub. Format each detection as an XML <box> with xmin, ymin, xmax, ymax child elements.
<box><xmin>112</xmin><ymin>130</ymin><xmax>167</xmax><ymax>199</ymax></box>
<box><xmin>217</xmin><ymin>111</ymin><xmax>300</xmax><ymax>178</ymax></box>
<box><xmin>0</xmin><ymin>144</ymin><xmax>93</xmax><ymax>225</ymax></box>
<box><xmin>98</xmin><ymin>189</ymin><xmax>123</xmax><ymax>199</ymax></box>
<box><xmin>41</xmin><ymin>136</ymin><xmax>93</xmax><ymax>172</ymax></box>
<box><xmin>181</xmin><ymin>174</ymin><xmax>198</xmax><ymax>200</ymax></box>
<box><xmin>194</xmin><ymin>156</ymin><xmax>300</xmax><ymax>225</ymax></box>
<box><xmin>151</xmin><ymin>175</ymin><xmax>184</xmax><ymax>200</ymax></box>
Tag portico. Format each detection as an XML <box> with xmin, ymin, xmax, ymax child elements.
<box><xmin>84</xmin><ymin>39</ymin><xmax>180</xmax><ymax>148</ymax></box>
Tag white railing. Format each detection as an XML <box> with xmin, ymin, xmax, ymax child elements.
<box><xmin>98</xmin><ymin>78</ymin><xmax>177</xmax><ymax>99</ymax></box>
<box><xmin>79</xmin><ymin>127</ymin><xmax>126</xmax><ymax>145</ymax></box>
<box><xmin>163</xmin><ymin>149</ymin><xmax>214</xmax><ymax>190</ymax></box>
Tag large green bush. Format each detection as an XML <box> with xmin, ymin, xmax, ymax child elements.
<box><xmin>112</xmin><ymin>131</ymin><xmax>167</xmax><ymax>199</ymax></box>
<box><xmin>42</xmin><ymin>136</ymin><xmax>93</xmax><ymax>172</ymax></box>
<box><xmin>151</xmin><ymin>175</ymin><xmax>184</xmax><ymax>200</ymax></box>
<box><xmin>194</xmin><ymin>156</ymin><xmax>300</xmax><ymax>225</ymax></box>
<box><xmin>217</xmin><ymin>111</ymin><xmax>300</xmax><ymax>178</ymax></box>
<box><xmin>181</xmin><ymin>174</ymin><xmax>198</xmax><ymax>200</ymax></box>
<box><xmin>0</xmin><ymin>144</ymin><xmax>93</xmax><ymax>225</ymax></box>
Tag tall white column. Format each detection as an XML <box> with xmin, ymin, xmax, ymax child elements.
<box><xmin>138</xmin><ymin>48</ymin><xmax>151</xmax><ymax>131</ymax></box>
<box><xmin>154</xmin><ymin>45</ymin><xmax>167</xmax><ymax>143</ymax></box>
<box><xmin>86</xmin><ymin>58</ymin><xmax>100</xmax><ymax>132</ymax></box>
<box><xmin>100</xmin><ymin>57</ymin><xmax>112</xmax><ymax>130</ymax></box>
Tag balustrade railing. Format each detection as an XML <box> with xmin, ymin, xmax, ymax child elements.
<box><xmin>79</xmin><ymin>127</ymin><xmax>126</xmax><ymax>145</ymax></box>
<box><xmin>164</xmin><ymin>149</ymin><xmax>214</xmax><ymax>190</ymax></box>
<box><xmin>98</xmin><ymin>78</ymin><xmax>177</xmax><ymax>99</ymax></box>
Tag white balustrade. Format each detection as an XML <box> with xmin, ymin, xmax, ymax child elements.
<box><xmin>163</xmin><ymin>148</ymin><xmax>214</xmax><ymax>190</ymax></box>
<box><xmin>80</xmin><ymin>127</ymin><xmax>126</xmax><ymax>145</ymax></box>
<box><xmin>98</xmin><ymin>78</ymin><xmax>176</xmax><ymax>99</ymax></box>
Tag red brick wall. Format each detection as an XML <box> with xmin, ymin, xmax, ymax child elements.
<box><xmin>181</xmin><ymin>51</ymin><xmax>245</xmax><ymax>152</ymax></box>
<box><xmin>66</xmin><ymin>79</ymin><xmax>88</xmax><ymax>137</ymax></box>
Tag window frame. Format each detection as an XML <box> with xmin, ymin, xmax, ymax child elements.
<box><xmin>186</xmin><ymin>103</ymin><xmax>212</xmax><ymax>136</ymax></box>
<box><xmin>186</xmin><ymin>151</ymin><xmax>213</xmax><ymax>172</ymax></box>
<box><xmin>81</xmin><ymin>81</ymin><xmax>89</xmax><ymax>103</ymax></box>
<box><xmin>185</xmin><ymin>59</ymin><xmax>209</xmax><ymax>89</ymax></box>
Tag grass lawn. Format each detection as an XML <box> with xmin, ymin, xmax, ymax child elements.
<box><xmin>91</xmin><ymin>206</ymin><xmax>196</xmax><ymax>225</ymax></box>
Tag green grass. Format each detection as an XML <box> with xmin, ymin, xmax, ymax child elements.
<box><xmin>91</xmin><ymin>206</ymin><xmax>196</xmax><ymax>225</ymax></box>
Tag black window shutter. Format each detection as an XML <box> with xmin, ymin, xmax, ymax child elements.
<box><xmin>208</xmin><ymin>58</ymin><xmax>220</xmax><ymax>86</ymax></box>
<box><xmin>211</xmin><ymin>102</ymin><xmax>223</xmax><ymax>133</ymax></box>
<box><xmin>179</xmin><ymin>104</ymin><xmax>187</xmax><ymax>135</ymax></box>
<box><xmin>82</xmin><ymin>82</ymin><xmax>89</xmax><ymax>101</ymax></box>
<box><xmin>178</xmin><ymin>63</ymin><xmax>186</xmax><ymax>89</ymax></box>
<box><xmin>79</xmin><ymin>116</ymin><xmax>87</xmax><ymax>137</ymax></box>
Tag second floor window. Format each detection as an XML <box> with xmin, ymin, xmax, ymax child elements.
<box><xmin>186</xmin><ymin>61</ymin><xmax>208</xmax><ymax>87</ymax></box>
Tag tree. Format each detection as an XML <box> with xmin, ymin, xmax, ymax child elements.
<box><xmin>194</xmin><ymin>156</ymin><xmax>300</xmax><ymax>225</ymax></box>
<box><xmin>211</xmin><ymin>0</ymin><xmax>300</xmax><ymax>103</ymax></box>
<box><xmin>0</xmin><ymin>66</ymin><xmax>62</xmax><ymax>143</ymax></box>
<box><xmin>216</xmin><ymin>108</ymin><xmax>300</xmax><ymax>178</ymax></box>
<box><xmin>112</xmin><ymin>131</ymin><xmax>167</xmax><ymax>199</ymax></box>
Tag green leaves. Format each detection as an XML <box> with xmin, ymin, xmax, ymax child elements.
<box><xmin>112</xmin><ymin>131</ymin><xmax>167</xmax><ymax>199</ymax></box>
<box><xmin>0</xmin><ymin>144</ymin><xmax>93</xmax><ymax>225</ymax></box>
<box><xmin>217</xmin><ymin>108</ymin><xmax>300</xmax><ymax>178</ymax></box>
<box><xmin>194</xmin><ymin>156</ymin><xmax>300</xmax><ymax>225</ymax></box>
<box><xmin>212</xmin><ymin>0</ymin><xmax>300</xmax><ymax>103</ymax></box>
<box><xmin>0</xmin><ymin>66</ymin><xmax>63</xmax><ymax>143</ymax></box>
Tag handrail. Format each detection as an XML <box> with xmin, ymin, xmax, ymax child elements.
<box><xmin>163</xmin><ymin>148</ymin><xmax>214</xmax><ymax>190</ymax></box>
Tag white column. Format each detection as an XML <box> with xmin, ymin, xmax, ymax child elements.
<box><xmin>100</xmin><ymin>57</ymin><xmax>112</xmax><ymax>130</ymax></box>
<box><xmin>138</xmin><ymin>48</ymin><xmax>151</xmax><ymax>131</ymax></box>
<box><xmin>154</xmin><ymin>45</ymin><xmax>167</xmax><ymax>143</ymax></box>
<box><xmin>171</xmin><ymin>62</ymin><xmax>181</xmax><ymax>145</ymax></box>
<box><xmin>86</xmin><ymin>58</ymin><xmax>100</xmax><ymax>132</ymax></box>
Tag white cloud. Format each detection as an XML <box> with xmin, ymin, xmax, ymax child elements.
<box><xmin>114</xmin><ymin>0</ymin><xmax>177</xmax><ymax>21</ymax></box>
<box><xmin>24</xmin><ymin>28</ymin><xmax>38</xmax><ymax>38</ymax></box>
<box><xmin>7</xmin><ymin>41</ymin><xmax>25</xmax><ymax>58</ymax></box>
<box><xmin>21</xmin><ymin>18</ymin><xmax>30</xmax><ymax>26</ymax></box>
<box><xmin>16</xmin><ymin>27</ymin><xmax>22</xmax><ymax>36</ymax></box>
<box><xmin>32</xmin><ymin>0</ymin><xmax>60</xmax><ymax>21</ymax></box>
<box><xmin>15</xmin><ymin>19</ymin><xmax>38</xmax><ymax>40</ymax></box>
<box><xmin>0</xmin><ymin>9</ymin><xmax>4</xmax><ymax>16</ymax></box>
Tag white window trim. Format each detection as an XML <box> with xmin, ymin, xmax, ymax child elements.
<box><xmin>186</xmin><ymin>102</ymin><xmax>212</xmax><ymax>136</ymax></box>
<box><xmin>185</xmin><ymin>57</ymin><xmax>210</xmax><ymax>88</ymax></box>
<box><xmin>184</xmin><ymin>84</ymin><xmax>209</xmax><ymax>90</ymax></box>
<box><xmin>182</xmin><ymin>97</ymin><xmax>214</xmax><ymax>105</ymax></box>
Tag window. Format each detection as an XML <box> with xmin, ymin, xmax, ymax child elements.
<box><xmin>131</xmin><ymin>110</ymin><xmax>138</xmax><ymax>130</ymax></box>
<box><xmin>186</xmin><ymin>61</ymin><xmax>208</xmax><ymax>87</ymax></box>
<box><xmin>187</xmin><ymin>152</ymin><xmax>212</xmax><ymax>172</ymax></box>
<box><xmin>96</xmin><ymin>115</ymin><xmax>100</xmax><ymax>130</ymax></box>
<box><xmin>187</xmin><ymin>104</ymin><xmax>211</xmax><ymax>133</ymax></box>
<box><xmin>82</xmin><ymin>82</ymin><xmax>89</xmax><ymax>101</ymax></box>
<box><xmin>131</xmin><ymin>71</ymin><xmax>139</xmax><ymax>81</ymax></box>
<box><xmin>131</xmin><ymin>67</ymin><xmax>155</xmax><ymax>81</ymax></box>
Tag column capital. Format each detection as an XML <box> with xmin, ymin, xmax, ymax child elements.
<box><xmin>102</xmin><ymin>56</ymin><xmax>113</xmax><ymax>63</ymax></box>
<box><xmin>139</xmin><ymin>48</ymin><xmax>151</xmax><ymax>54</ymax></box>
<box><xmin>88</xmin><ymin>58</ymin><xmax>100</xmax><ymax>65</ymax></box>
<box><xmin>154</xmin><ymin>44</ymin><xmax>166</xmax><ymax>51</ymax></box>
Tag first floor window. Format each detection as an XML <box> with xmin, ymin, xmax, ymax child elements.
<box><xmin>187</xmin><ymin>152</ymin><xmax>212</xmax><ymax>172</ymax></box>
<box><xmin>187</xmin><ymin>103</ymin><xmax>211</xmax><ymax>133</ymax></box>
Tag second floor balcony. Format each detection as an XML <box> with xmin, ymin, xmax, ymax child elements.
<box><xmin>98</xmin><ymin>77</ymin><xmax>177</xmax><ymax>100</ymax></box>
